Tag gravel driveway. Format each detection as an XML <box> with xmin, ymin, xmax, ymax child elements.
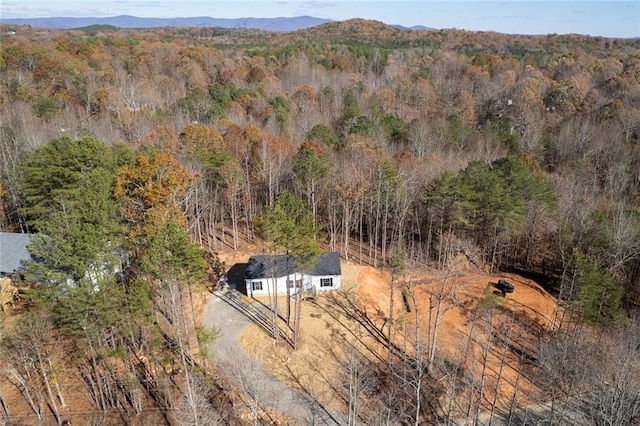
<box><xmin>203</xmin><ymin>287</ymin><xmax>344</xmax><ymax>425</ymax></box>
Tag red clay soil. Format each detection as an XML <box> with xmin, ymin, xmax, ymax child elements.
<box><xmin>218</xmin><ymin>234</ymin><xmax>562</xmax><ymax>410</ymax></box>
<box><xmin>216</xmin><ymin>241</ymin><xmax>560</xmax><ymax>415</ymax></box>
<box><xmin>356</xmin><ymin>261</ymin><xmax>560</xmax><ymax>411</ymax></box>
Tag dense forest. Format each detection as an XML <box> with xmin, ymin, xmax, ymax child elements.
<box><xmin>0</xmin><ymin>20</ymin><xmax>639</xmax><ymax>425</ymax></box>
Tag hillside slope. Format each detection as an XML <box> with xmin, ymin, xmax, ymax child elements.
<box><xmin>233</xmin><ymin>253</ymin><xmax>560</xmax><ymax>422</ymax></box>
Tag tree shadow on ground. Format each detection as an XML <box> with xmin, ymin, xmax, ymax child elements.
<box><xmin>214</xmin><ymin>288</ymin><xmax>275</xmax><ymax>339</ymax></box>
<box><xmin>318</xmin><ymin>291</ymin><xmax>424</xmax><ymax>366</ymax></box>
<box><xmin>490</xmin><ymin>404</ymin><xmax>590</xmax><ymax>426</ymax></box>
<box><xmin>282</xmin><ymin>362</ymin><xmax>346</xmax><ymax>426</ymax></box>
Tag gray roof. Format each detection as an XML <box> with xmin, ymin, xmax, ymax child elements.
<box><xmin>245</xmin><ymin>252</ymin><xmax>341</xmax><ymax>280</ymax></box>
<box><xmin>0</xmin><ymin>232</ymin><xmax>34</xmax><ymax>274</ymax></box>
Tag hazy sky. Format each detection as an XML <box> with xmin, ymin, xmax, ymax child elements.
<box><xmin>1</xmin><ymin>1</ymin><xmax>638</xmax><ymax>38</ymax></box>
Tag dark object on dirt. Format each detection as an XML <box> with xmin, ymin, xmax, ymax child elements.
<box><xmin>493</xmin><ymin>279</ymin><xmax>515</xmax><ymax>297</ymax></box>
<box><xmin>402</xmin><ymin>292</ymin><xmax>411</xmax><ymax>313</ymax></box>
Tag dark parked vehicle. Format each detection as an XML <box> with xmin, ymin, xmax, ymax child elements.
<box><xmin>494</xmin><ymin>279</ymin><xmax>515</xmax><ymax>297</ymax></box>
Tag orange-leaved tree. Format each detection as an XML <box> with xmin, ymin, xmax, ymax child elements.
<box><xmin>114</xmin><ymin>147</ymin><xmax>193</xmax><ymax>257</ymax></box>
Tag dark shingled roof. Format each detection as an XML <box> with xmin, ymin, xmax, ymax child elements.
<box><xmin>245</xmin><ymin>252</ymin><xmax>341</xmax><ymax>280</ymax></box>
<box><xmin>0</xmin><ymin>232</ymin><xmax>34</xmax><ymax>275</ymax></box>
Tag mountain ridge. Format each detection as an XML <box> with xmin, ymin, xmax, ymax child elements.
<box><xmin>0</xmin><ymin>15</ymin><xmax>433</xmax><ymax>32</ymax></box>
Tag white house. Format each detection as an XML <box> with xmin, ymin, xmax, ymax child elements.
<box><xmin>244</xmin><ymin>252</ymin><xmax>341</xmax><ymax>297</ymax></box>
<box><xmin>0</xmin><ymin>232</ymin><xmax>126</xmax><ymax>287</ymax></box>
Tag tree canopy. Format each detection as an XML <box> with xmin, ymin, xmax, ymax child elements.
<box><xmin>14</xmin><ymin>136</ymin><xmax>126</xmax><ymax>283</ymax></box>
<box><xmin>256</xmin><ymin>190</ymin><xmax>322</xmax><ymax>262</ymax></box>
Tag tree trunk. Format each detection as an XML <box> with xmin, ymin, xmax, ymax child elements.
<box><xmin>35</xmin><ymin>347</ymin><xmax>61</xmax><ymax>425</ymax></box>
<box><xmin>474</xmin><ymin>317</ymin><xmax>494</xmax><ymax>425</ymax></box>
<box><xmin>8</xmin><ymin>371</ymin><xmax>43</xmax><ymax>421</ymax></box>
<box><xmin>489</xmin><ymin>321</ymin><xmax>513</xmax><ymax>424</ymax></box>
<box><xmin>0</xmin><ymin>384</ymin><xmax>10</xmax><ymax>419</ymax></box>
<box><xmin>47</xmin><ymin>357</ymin><xmax>66</xmax><ymax>408</ymax></box>
<box><xmin>87</xmin><ymin>336</ymin><xmax>107</xmax><ymax>411</ymax></box>
<box><xmin>293</xmin><ymin>288</ymin><xmax>303</xmax><ymax>349</ymax></box>
<box><xmin>387</xmin><ymin>277</ymin><xmax>395</xmax><ymax>365</ymax></box>
<box><xmin>343</xmin><ymin>199</ymin><xmax>351</xmax><ymax>263</ymax></box>
<box><xmin>286</xmin><ymin>270</ymin><xmax>292</xmax><ymax>329</ymax></box>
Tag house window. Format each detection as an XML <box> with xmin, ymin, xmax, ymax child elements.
<box><xmin>320</xmin><ymin>278</ymin><xmax>333</xmax><ymax>288</ymax></box>
<box><xmin>252</xmin><ymin>281</ymin><xmax>263</xmax><ymax>291</ymax></box>
<box><xmin>287</xmin><ymin>279</ymin><xmax>303</xmax><ymax>288</ymax></box>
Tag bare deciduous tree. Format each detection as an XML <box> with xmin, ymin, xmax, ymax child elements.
<box><xmin>588</xmin><ymin>319</ymin><xmax>640</xmax><ymax>426</ymax></box>
<box><xmin>173</xmin><ymin>372</ymin><xmax>222</xmax><ymax>426</ymax></box>
<box><xmin>341</xmin><ymin>351</ymin><xmax>377</xmax><ymax>426</ymax></box>
<box><xmin>538</xmin><ymin>326</ymin><xmax>596</xmax><ymax>424</ymax></box>
<box><xmin>220</xmin><ymin>349</ymin><xmax>272</xmax><ymax>426</ymax></box>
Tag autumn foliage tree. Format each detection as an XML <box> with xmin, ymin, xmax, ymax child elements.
<box><xmin>113</xmin><ymin>147</ymin><xmax>193</xmax><ymax>257</ymax></box>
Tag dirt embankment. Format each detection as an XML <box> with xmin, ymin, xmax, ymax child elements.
<box><xmin>357</xmin><ymin>263</ymin><xmax>559</xmax><ymax>405</ymax></box>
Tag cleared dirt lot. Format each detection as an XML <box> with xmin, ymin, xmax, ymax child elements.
<box><xmin>221</xmin><ymin>250</ymin><xmax>560</xmax><ymax>418</ymax></box>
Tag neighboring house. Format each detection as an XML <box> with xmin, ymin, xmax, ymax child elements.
<box><xmin>0</xmin><ymin>232</ymin><xmax>126</xmax><ymax>287</ymax></box>
<box><xmin>244</xmin><ymin>252</ymin><xmax>341</xmax><ymax>297</ymax></box>
<box><xmin>0</xmin><ymin>232</ymin><xmax>34</xmax><ymax>279</ymax></box>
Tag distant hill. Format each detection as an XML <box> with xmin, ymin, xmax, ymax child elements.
<box><xmin>392</xmin><ymin>24</ymin><xmax>433</xmax><ymax>31</ymax></box>
<box><xmin>287</xmin><ymin>18</ymin><xmax>434</xmax><ymax>44</ymax></box>
<box><xmin>0</xmin><ymin>15</ymin><xmax>434</xmax><ymax>33</ymax></box>
<box><xmin>0</xmin><ymin>15</ymin><xmax>332</xmax><ymax>32</ymax></box>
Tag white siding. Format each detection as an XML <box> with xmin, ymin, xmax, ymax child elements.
<box><xmin>310</xmin><ymin>275</ymin><xmax>341</xmax><ymax>291</ymax></box>
<box><xmin>246</xmin><ymin>272</ymin><xmax>340</xmax><ymax>296</ymax></box>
